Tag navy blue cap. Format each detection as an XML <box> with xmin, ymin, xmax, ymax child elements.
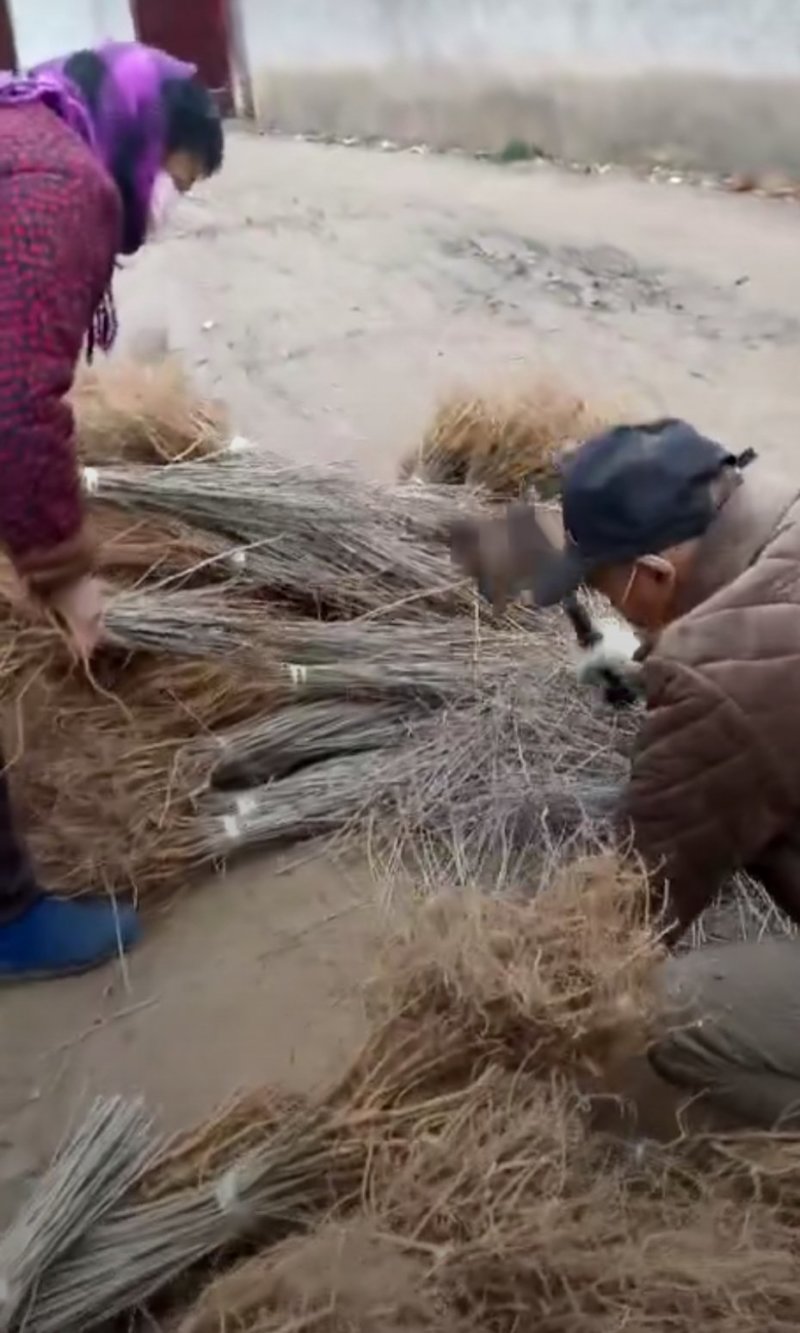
<box><xmin>532</xmin><ymin>419</ymin><xmax>754</xmax><ymax>606</ymax></box>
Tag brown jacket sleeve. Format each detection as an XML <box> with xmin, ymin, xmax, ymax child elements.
<box><xmin>623</xmin><ymin>655</ymin><xmax>790</xmax><ymax>940</ymax></box>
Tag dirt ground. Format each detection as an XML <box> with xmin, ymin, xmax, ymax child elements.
<box><xmin>3</xmin><ymin>127</ymin><xmax>800</xmax><ymax>1221</ymax></box>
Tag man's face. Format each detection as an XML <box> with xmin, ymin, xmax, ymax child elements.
<box><xmin>591</xmin><ymin>554</ymin><xmax>679</xmax><ymax>634</ymax></box>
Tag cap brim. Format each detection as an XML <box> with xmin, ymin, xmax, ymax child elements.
<box><xmin>530</xmin><ymin>543</ymin><xmax>587</xmax><ymax>607</ymax></box>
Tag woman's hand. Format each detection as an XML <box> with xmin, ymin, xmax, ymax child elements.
<box><xmin>49</xmin><ymin>575</ymin><xmax>105</xmax><ymax>660</ymax></box>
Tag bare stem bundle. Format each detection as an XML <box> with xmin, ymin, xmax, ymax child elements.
<box><xmin>89</xmin><ymin>456</ymin><xmax>482</xmax><ymax>616</ymax></box>
<box><xmin>107</xmin><ymin>591</ymin><xmax>569</xmax><ymax>700</ymax></box>
<box><xmin>91</xmin><ymin>502</ymin><xmax>229</xmax><ymax>587</ymax></box>
<box><xmin>0</xmin><ymin>1098</ymin><xmax>157</xmax><ymax>1332</ymax></box>
<box><xmin>212</xmin><ymin>698</ymin><xmax>420</xmax><ymax>787</ymax></box>
<box><xmin>25</xmin><ymin>1105</ymin><xmax>364</xmax><ymax>1333</ymax></box>
<box><xmin>349</xmin><ymin>665</ymin><xmax>632</xmax><ymax>887</ymax></box>
<box><xmin>138</xmin><ymin>1090</ymin><xmax>306</xmax><ymax>1203</ymax></box>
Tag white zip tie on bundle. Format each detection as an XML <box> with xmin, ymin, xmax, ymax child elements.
<box><xmin>214</xmin><ymin>1163</ymin><xmax>248</xmax><ymax>1218</ymax></box>
<box><xmin>237</xmin><ymin>792</ymin><xmax>258</xmax><ymax>817</ymax></box>
<box><xmin>82</xmin><ymin>466</ymin><xmax>100</xmax><ymax>496</ymax></box>
<box><xmin>287</xmin><ymin>663</ymin><xmax>308</xmax><ymax>689</ymax></box>
<box><xmin>222</xmin><ymin>815</ymin><xmax>239</xmax><ymax>842</ymax></box>
<box><xmin>228</xmin><ymin>549</ymin><xmax>248</xmax><ymax>570</ymax></box>
<box><xmin>222</xmin><ymin>792</ymin><xmax>259</xmax><ymax>844</ymax></box>
<box><xmin>227</xmin><ymin>435</ymin><xmax>256</xmax><ymax>455</ymax></box>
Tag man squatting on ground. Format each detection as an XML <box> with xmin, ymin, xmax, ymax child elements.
<box><xmin>454</xmin><ymin>420</ymin><xmax>800</xmax><ymax>1132</ymax></box>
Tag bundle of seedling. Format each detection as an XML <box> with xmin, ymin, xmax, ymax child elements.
<box><xmin>2</xmin><ymin>360</ymin><xmax>635</xmax><ymax>901</ymax></box>
<box><xmin>4</xmin><ymin>858</ymin><xmax>799</xmax><ymax>1333</ymax></box>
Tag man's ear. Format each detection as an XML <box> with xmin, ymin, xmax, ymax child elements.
<box><xmin>637</xmin><ymin>554</ymin><xmax>674</xmax><ymax>584</ymax></box>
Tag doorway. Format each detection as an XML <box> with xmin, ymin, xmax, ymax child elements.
<box><xmin>0</xmin><ymin>0</ymin><xmax>17</xmax><ymax>72</ymax></box>
<box><xmin>131</xmin><ymin>0</ymin><xmax>233</xmax><ymax>113</ymax></box>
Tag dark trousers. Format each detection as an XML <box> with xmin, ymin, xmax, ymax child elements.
<box><xmin>0</xmin><ymin>763</ymin><xmax>40</xmax><ymax>924</ymax></box>
<box><xmin>649</xmin><ymin>937</ymin><xmax>800</xmax><ymax>1129</ymax></box>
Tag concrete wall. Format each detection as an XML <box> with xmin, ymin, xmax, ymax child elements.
<box><xmin>10</xmin><ymin>0</ymin><xmax>134</xmax><ymax>72</ymax></box>
<box><xmin>240</xmin><ymin>0</ymin><xmax>800</xmax><ymax>76</ymax></box>
<box><xmin>237</xmin><ymin>0</ymin><xmax>800</xmax><ymax>174</ymax></box>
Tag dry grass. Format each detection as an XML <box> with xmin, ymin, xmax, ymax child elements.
<box><xmin>0</xmin><ymin>637</ymin><xmax>281</xmax><ymax>898</ymax></box>
<box><xmin>91</xmin><ymin>503</ymin><xmax>228</xmax><ymax>585</ymax></box>
<box><xmin>175</xmin><ymin>1071</ymin><xmax>800</xmax><ymax>1333</ymax></box>
<box><xmin>139</xmin><ymin>1090</ymin><xmax>306</xmax><ymax>1202</ymax></box>
<box><xmin>402</xmin><ymin>377</ymin><xmax>633</xmax><ymax>497</ymax></box>
<box><xmin>175</xmin><ymin>1222</ymin><xmax>464</xmax><ymax>1333</ymax></box>
<box><xmin>369</xmin><ymin>1071</ymin><xmax>800</xmax><ymax>1333</ymax></box>
<box><xmin>171</xmin><ymin>864</ymin><xmax>800</xmax><ymax>1333</ymax></box>
<box><xmin>338</xmin><ymin>856</ymin><xmax>663</xmax><ymax>1112</ymax></box>
<box><xmin>71</xmin><ymin>359</ymin><xmax>228</xmax><ymax>465</ymax></box>
<box><xmin>14</xmin><ymin>855</ymin><xmax>800</xmax><ymax>1333</ymax></box>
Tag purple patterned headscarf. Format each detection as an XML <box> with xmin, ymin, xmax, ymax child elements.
<box><xmin>0</xmin><ymin>42</ymin><xmax>197</xmax><ymax>352</ymax></box>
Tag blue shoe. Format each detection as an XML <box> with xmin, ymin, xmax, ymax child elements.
<box><xmin>0</xmin><ymin>896</ymin><xmax>141</xmax><ymax>982</ymax></box>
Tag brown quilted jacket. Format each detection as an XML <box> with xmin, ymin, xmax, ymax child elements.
<box><xmin>624</xmin><ymin>463</ymin><xmax>800</xmax><ymax>938</ymax></box>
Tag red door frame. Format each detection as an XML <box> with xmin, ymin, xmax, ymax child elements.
<box><xmin>0</xmin><ymin>0</ymin><xmax>17</xmax><ymax>72</ymax></box>
<box><xmin>131</xmin><ymin>0</ymin><xmax>234</xmax><ymax>114</ymax></box>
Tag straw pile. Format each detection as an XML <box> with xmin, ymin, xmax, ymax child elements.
<box><xmin>176</xmin><ymin>1222</ymin><xmax>468</xmax><ymax>1333</ymax></box>
<box><xmin>401</xmin><ymin>375</ymin><xmax>634</xmax><ymax>497</ymax></box>
<box><xmin>0</xmin><ymin>355</ymin><xmax>644</xmax><ymax>902</ymax></box>
<box><xmin>71</xmin><ymin>359</ymin><xmax>228</xmax><ymax>464</ymax></box>
<box><xmin>161</xmin><ymin>863</ymin><xmax>800</xmax><ymax>1333</ymax></box>
<box><xmin>349</xmin><ymin>854</ymin><xmax>661</xmax><ymax>1087</ymax></box>
<box><xmin>5</xmin><ymin>357</ymin><xmax>781</xmax><ymax>942</ymax></box>
<box><xmin>7</xmin><ymin>857</ymin><xmax>800</xmax><ymax>1333</ymax></box>
<box><xmin>0</xmin><ymin>855</ymin><xmax>662</xmax><ymax>1330</ymax></box>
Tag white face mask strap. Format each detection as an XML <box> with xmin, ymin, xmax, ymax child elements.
<box><xmin>620</xmin><ymin>563</ymin><xmax>639</xmax><ymax>613</ymax></box>
<box><xmin>148</xmin><ymin>171</ymin><xmax>180</xmax><ymax>235</ymax></box>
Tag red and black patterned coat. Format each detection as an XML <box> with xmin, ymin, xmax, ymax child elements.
<box><xmin>0</xmin><ymin>101</ymin><xmax>120</xmax><ymax>593</ymax></box>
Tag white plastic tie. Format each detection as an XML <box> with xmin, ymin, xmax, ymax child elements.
<box><xmin>222</xmin><ymin>814</ymin><xmax>240</xmax><ymax>842</ymax></box>
<box><xmin>236</xmin><ymin>792</ymin><xmax>258</xmax><ymax>818</ymax></box>
<box><xmin>83</xmin><ymin>466</ymin><xmax>100</xmax><ymax>496</ymax></box>
<box><xmin>229</xmin><ymin>549</ymin><xmax>248</xmax><ymax>570</ymax></box>
<box><xmin>227</xmin><ymin>435</ymin><xmax>255</xmax><ymax>455</ymax></box>
<box><xmin>215</xmin><ymin>1164</ymin><xmax>245</xmax><ymax>1215</ymax></box>
<box><xmin>287</xmin><ymin>663</ymin><xmax>308</xmax><ymax>688</ymax></box>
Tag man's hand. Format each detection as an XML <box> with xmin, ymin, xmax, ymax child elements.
<box><xmin>49</xmin><ymin>575</ymin><xmax>105</xmax><ymax>660</ymax></box>
<box><xmin>450</xmin><ymin>513</ymin><xmax>517</xmax><ymax>610</ymax></box>
<box><xmin>450</xmin><ymin>504</ymin><xmax>564</xmax><ymax>611</ymax></box>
